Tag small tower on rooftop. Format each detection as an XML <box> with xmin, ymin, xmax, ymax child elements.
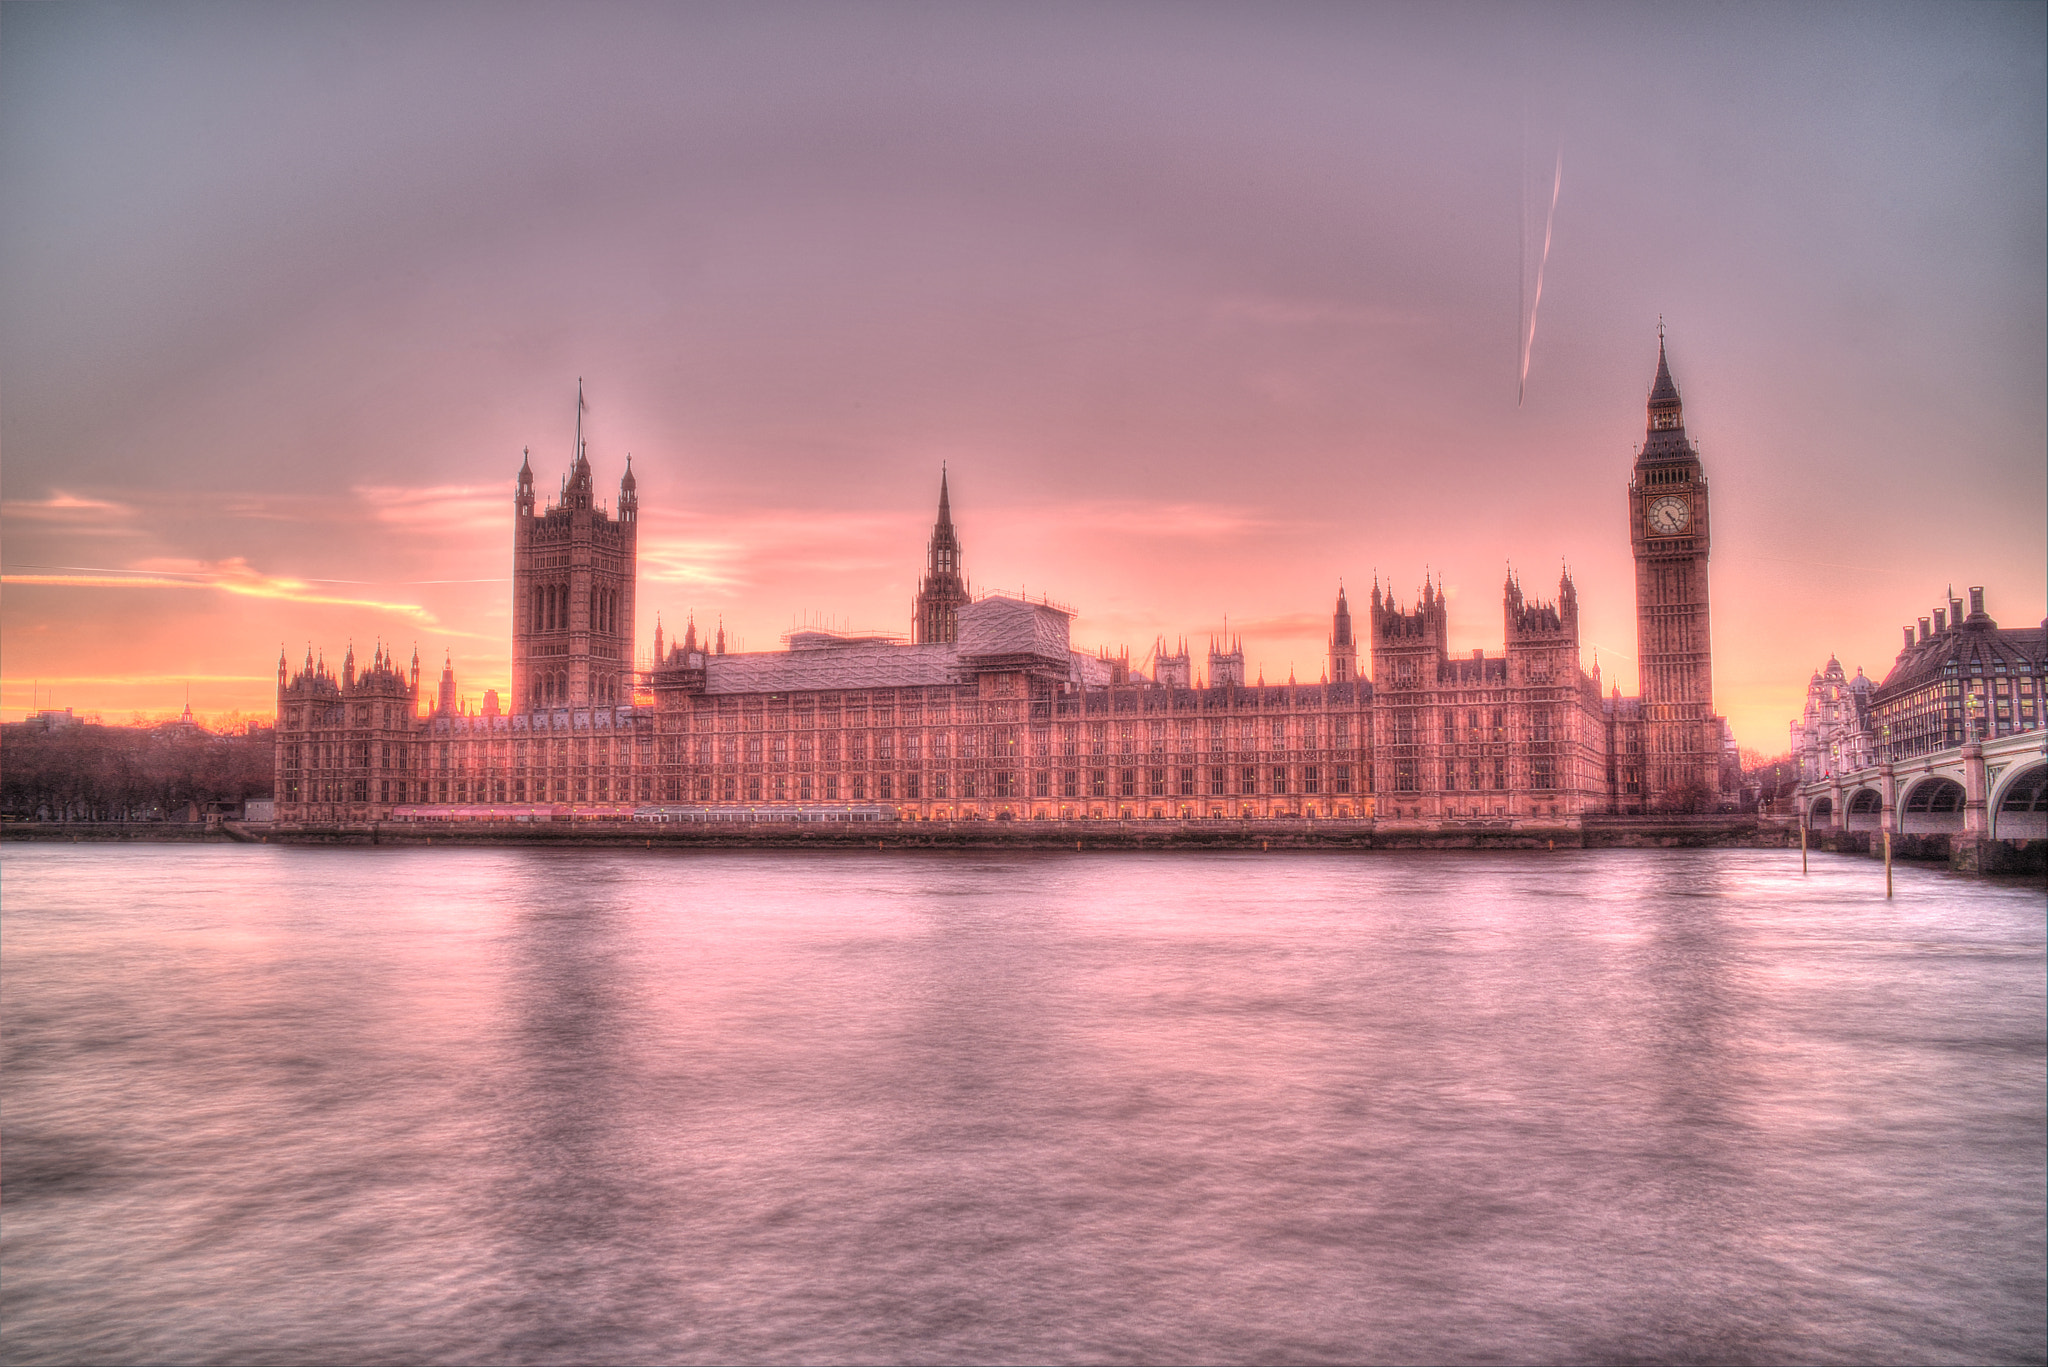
<box><xmin>912</xmin><ymin>468</ymin><xmax>972</xmax><ymax>644</ymax></box>
<box><xmin>1328</xmin><ymin>585</ymin><xmax>1358</xmax><ymax>684</ymax></box>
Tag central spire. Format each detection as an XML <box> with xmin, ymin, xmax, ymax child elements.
<box><xmin>926</xmin><ymin>468</ymin><xmax>961</xmax><ymax>576</ymax></box>
<box><xmin>913</xmin><ymin>467</ymin><xmax>970</xmax><ymax>643</ymax></box>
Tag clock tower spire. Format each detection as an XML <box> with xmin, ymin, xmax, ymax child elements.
<box><xmin>1628</xmin><ymin>330</ymin><xmax>1721</xmax><ymax>811</ymax></box>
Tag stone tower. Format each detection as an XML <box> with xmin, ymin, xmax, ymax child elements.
<box><xmin>1155</xmin><ymin>637</ymin><xmax>1192</xmax><ymax>687</ymax></box>
<box><xmin>1328</xmin><ymin>586</ymin><xmax>1358</xmax><ymax>683</ymax></box>
<box><xmin>1628</xmin><ymin>334</ymin><xmax>1719</xmax><ymax>807</ymax></box>
<box><xmin>1369</xmin><ymin>578</ymin><xmax>1451</xmax><ymax>808</ymax></box>
<box><xmin>512</xmin><ymin>384</ymin><xmax>639</xmax><ymax>713</ymax></box>
<box><xmin>1505</xmin><ymin>570</ymin><xmax>1582</xmax><ymax>797</ymax></box>
<box><xmin>1207</xmin><ymin>635</ymin><xmax>1245</xmax><ymax>688</ymax></box>
<box><xmin>1503</xmin><ymin>569</ymin><xmax>1580</xmax><ymax>679</ymax></box>
<box><xmin>912</xmin><ymin>469</ymin><xmax>971</xmax><ymax>644</ymax></box>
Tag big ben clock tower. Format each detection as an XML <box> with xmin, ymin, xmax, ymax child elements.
<box><xmin>1629</xmin><ymin>331</ymin><xmax>1721</xmax><ymax>809</ymax></box>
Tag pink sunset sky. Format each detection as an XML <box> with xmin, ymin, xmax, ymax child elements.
<box><xmin>3</xmin><ymin>3</ymin><xmax>2042</xmax><ymax>749</ymax></box>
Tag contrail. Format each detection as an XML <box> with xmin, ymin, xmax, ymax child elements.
<box><xmin>1519</xmin><ymin>149</ymin><xmax>1562</xmax><ymax>407</ymax></box>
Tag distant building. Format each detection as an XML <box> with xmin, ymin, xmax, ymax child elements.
<box><xmin>1791</xmin><ymin>656</ymin><xmax>1876</xmax><ymax>783</ymax></box>
<box><xmin>273</xmin><ymin>341</ymin><xmax>1739</xmax><ymax>825</ymax></box>
<box><xmin>1872</xmin><ymin>586</ymin><xmax>2044</xmax><ymax>756</ymax></box>
<box><xmin>1793</xmin><ymin>584</ymin><xmax>2045</xmax><ymax>839</ymax></box>
<box><xmin>158</xmin><ymin>699</ymin><xmax>208</xmax><ymax>739</ymax></box>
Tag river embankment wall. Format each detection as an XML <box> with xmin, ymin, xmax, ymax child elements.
<box><xmin>0</xmin><ymin>814</ymin><xmax>1801</xmax><ymax>851</ymax></box>
<box><xmin>9</xmin><ymin>816</ymin><xmax>2039</xmax><ymax>874</ymax></box>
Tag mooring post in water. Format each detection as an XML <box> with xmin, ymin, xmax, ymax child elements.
<box><xmin>1885</xmin><ymin>831</ymin><xmax>1893</xmax><ymax>898</ymax></box>
<box><xmin>1801</xmin><ymin>821</ymin><xmax>1807</xmax><ymax>874</ymax></box>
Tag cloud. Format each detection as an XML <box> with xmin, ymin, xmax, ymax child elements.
<box><xmin>1010</xmin><ymin>501</ymin><xmax>1294</xmax><ymax>541</ymax></box>
<box><xmin>0</xmin><ymin>491</ymin><xmax>131</xmax><ymax>518</ymax></box>
<box><xmin>2</xmin><ymin>557</ymin><xmax>443</xmax><ymax>622</ymax></box>
<box><xmin>0</xmin><ymin>492</ymin><xmax>143</xmax><ymax>537</ymax></box>
<box><xmin>353</xmin><ymin>484</ymin><xmax>506</xmax><ymax>534</ymax></box>
<box><xmin>1</xmin><ymin>673</ymin><xmax>273</xmax><ymax>686</ymax></box>
<box><xmin>635</xmin><ymin>507</ymin><xmax>915</xmax><ymax>592</ymax></box>
<box><xmin>1233</xmin><ymin>610</ymin><xmax>1333</xmax><ymax>636</ymax></box>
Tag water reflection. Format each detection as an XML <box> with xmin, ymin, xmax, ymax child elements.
<box><xmin>1</xmin><ymin>845</ymin><xmax>2041</xmax><ymax>1365</ymax></box>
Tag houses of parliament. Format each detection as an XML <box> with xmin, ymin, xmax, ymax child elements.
<box><xmin>272</xmin><ymin>341</ymin><xmax>1738</xmax><ymax>826</ymax></box>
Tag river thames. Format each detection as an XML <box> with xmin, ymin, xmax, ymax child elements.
<box><xmin>2</xmin><ymin>844</ymin><xmax>2041</xmax><ymax>1365</ymax></box>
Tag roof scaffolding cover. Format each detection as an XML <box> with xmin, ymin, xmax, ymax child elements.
<box><xmin>955</xmin><ymin>595</ymin><xmax>1071</xmax><ymax>664</ymax></box>
<box><xmin>702</xmin><ymin>642</ymin><xmax>959</xmax><ymax>694</ymax></box>
<box><xmin>688</xmin><ymin>596</ymin><xmax>1083</xmax><ymax>695</ymax></box>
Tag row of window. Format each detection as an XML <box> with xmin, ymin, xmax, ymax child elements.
<box><xmin>286</xmin><ymin>764</ymin><xmax>1370</xmax><ymax>808</ymax></box>
<box><xmin>289</xmin><ymin>728</ymin><xmax>1603</xmax><ymax>776</ymax></box>
<box><xmin>1390</xmin><ymin>756</ymin><xmax>1558</xmax><ymax>792</ymax></box>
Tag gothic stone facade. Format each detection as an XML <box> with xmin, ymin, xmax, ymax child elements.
<box><xmin>512</xmin><ymin>426</ymin><xmax>639</xmax><ymax>712</ymax></box>
<box><xmin>273</xmin><ymin>344</ymin><xmax>1728</xmax><ymax>825</ymax></box>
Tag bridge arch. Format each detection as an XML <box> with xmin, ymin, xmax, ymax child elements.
<box><xmin>1993</xmin><ymin>763</ymin><xmax>2047</xmax><ymax>841</ymax></box>
<box><xmin>1901</xmin><ymin>776</ymin><xmax>1966</xmax><ymax>834</ymax></box>
<box><xmin>1806</xmin><ymin>794</ymin><xmax>1833</xmax><ymax>823</ymax></box>
<box><xmin>1846</xmin><ymin>787</ymin><xmax>1883</xmax><ymax>831</ymax></box>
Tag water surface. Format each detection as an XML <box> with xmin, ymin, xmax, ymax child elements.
<box><xmin>3</xmin><ymin>845</ymin><xmax>2042</xmax><ymax>1364</ymax></box>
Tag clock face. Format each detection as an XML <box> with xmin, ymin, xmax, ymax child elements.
<box><xmin>1646</xmin><ymin>495</ymin><xmax>1691</xmax><ymax>536</ymax></box>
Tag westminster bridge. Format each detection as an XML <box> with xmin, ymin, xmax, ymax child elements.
<box><xmin>1798</xmin><ymin>727</ymin><xmax>2047</xmax><ymax>844</ymax></box>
